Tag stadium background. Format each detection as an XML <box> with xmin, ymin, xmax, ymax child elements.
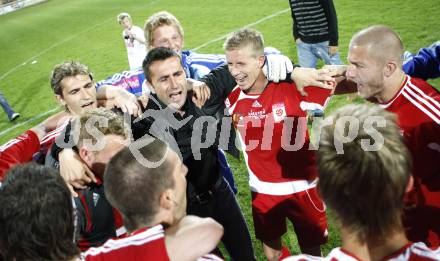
<box><xmin>0</xmin><ymin>0</ymin><xmax>439</xmax><ymax>259</ymax></box>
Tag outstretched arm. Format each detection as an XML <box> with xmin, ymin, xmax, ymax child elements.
<box><xmin>292</xmin><ymin>67</ymin><xmax>338</xmax><ymax>96</ymax></box>
<box><xmin>0</xmin><ymin>111</ymin><xmax>70</xmax><ymax>180</ymax></box>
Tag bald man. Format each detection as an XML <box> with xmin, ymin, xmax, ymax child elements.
<box><xmin>330</xmin><ymin>25</ymin><xmax>440</xmax><ymax>247</ymax></box>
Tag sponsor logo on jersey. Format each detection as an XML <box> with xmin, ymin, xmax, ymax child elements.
<box><xmin>248</xmin><ymin>109</ymin><xmax>266</xmax><ymax>119</ymax></box>
<box><xmin>272</xmin><ymin>103</ymin><xmax>286</xmax><ymax>122</ymax></box>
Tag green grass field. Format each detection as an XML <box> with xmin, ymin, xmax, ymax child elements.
<box><xmin>1</xmin><ymin>0</ymin><xmax>439</xmax><ymax>259</ymax></box>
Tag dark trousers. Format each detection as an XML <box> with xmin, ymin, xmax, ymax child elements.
<box><xmin>0</xmin><ymin>89</ymin><xmax>15</xmax><ymax>119</ymax></box>
<box><xmin>187</xmin><ymin>177</ymin><xmax>256</xmax><ymax>261</ymax></box>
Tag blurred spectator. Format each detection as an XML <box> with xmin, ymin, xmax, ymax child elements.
<box><xmin>0</xmin><ymin>89</ymin><xmax>19</xmax><ymax>121</ymax></box>
<box><xmin>288</xmin><ymin>0</ymin><xmax>343</xmax><ymax>68</ymax></box>
<box><xmin>117</xmin><ymin>12</ymin><xmax>147</xmax><ymax>70</ymax></box>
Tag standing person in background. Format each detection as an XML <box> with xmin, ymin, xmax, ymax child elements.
<box><xmin>288</xmin><ymin>0</ymin><xmax>343</xmax><ymax>68</ymax></box>
<box><xmin>117</xmin><ymin>12</ymin><xmax>147</xmax><ymax>70</ymax></box>
<box><xmin>0</xmin><ymin>88</ymin><xmax>19</xmax><ymax>122</ymax></box>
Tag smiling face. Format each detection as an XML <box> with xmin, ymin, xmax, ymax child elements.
<box><xmin>150</xmin><ymin>24</ymin><xmax>184</xmax><ymax>53</ymax></box>
<box><xmin>148</xmin><ymin>56</ymin><xmax>187</xmax><ymax>110</ymax></box>
<box><xmin>226</xmin><ymin>45</ymin><xmax>265</xmax><ymax>94</ymax></box>
<box><xmin>56</xmin><ymin>74</ymin><xmax>97</xmax><ymax>115</ymax></box>
<box><xmin>346</xmin><ymin>44</ymin><xmax>386</xmax><ymax>100</ymax></box>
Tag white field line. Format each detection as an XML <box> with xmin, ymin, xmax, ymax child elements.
<box><xmin>0</xmin><ymin>0</ymin><xmax>159</xmax><ymax>82</ymax></box>
<box><xmin>191</xmin><ymin>8</ymin><xmax>289</xmax><ymax>51</ymax></box>
<box><xmin>0</xmin><ymin>107</ymin><xmax>60</xmax><ymax>137</ymax></box>
<box><xmin>0</xmin><ymin>6</ymin><xmax>288</xmax><ymax>137</ymax></box>
<box><xmin>0</xmin><ymin>19</ymin><xmax>110</xmax><ymax>81</ymax></box>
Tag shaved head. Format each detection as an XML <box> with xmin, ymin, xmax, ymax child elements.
<box><xmin>350</xmin><ymin>25</ymin><xmax>404</xmax><ymax>66</ymax></box>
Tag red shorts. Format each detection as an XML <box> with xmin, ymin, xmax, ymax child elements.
<box><xmin>251</xmin><ymin>187</ymin><xmax>328</xmax><ymax>248</ymax></box>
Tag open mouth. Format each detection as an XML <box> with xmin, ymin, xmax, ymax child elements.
<box><xmin>235</xmin><ymin>75</ymin><xmax>248</xmax><ymax>86</ymax></box>
<box><xmin>169</xmin><ymin>91</ymin><xmax>182</xmax><ymax>102</ymax></box>
<box><xmin>82</xmin><ymin>101</ymin><xmax>94</xmax><ymax>108</ymax></box>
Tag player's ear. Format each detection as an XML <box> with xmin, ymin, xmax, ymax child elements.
<box><xmin>405</xmin><ymin>175</ymin><xmax>414</xmax><ymax>193</ymax></box>
<box><xmin>258</xmin><ymin>55</ymin><xmax>265</xmax><ymax>68</ymax></box>
<box><xmin>384</xmin><ymin>61</ymin><xmax>397</xmax><ymax>78</ymax></box>
<box><xmin>79</xmin><ymin>147</ymin><xmax>94</xmax><ymax>167</ymax></box>
<box><xmin>160</xmin><ymin>189</ymin><xmax>174</xmax><ymax>210</ymax></box>
<box><xmin>56</xmin><ymin>94</ymin><xmax>66</xmax><ymax>106</ymax></box>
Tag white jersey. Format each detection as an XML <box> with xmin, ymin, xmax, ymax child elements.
<box><xmin>283</xmin><ymin>242</ymin><xmax>440</xmax><ymax>261</ymax></box>
<box><xmin>122</xmin><ymin>25</ymin><xmax>147</xmax><ymax>70</ymax></box>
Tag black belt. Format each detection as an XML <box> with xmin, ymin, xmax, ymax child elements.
<box><xmin>188</xmin><ymin>177</ymin><xmax>223</xmax><ymax>205</ymax></box>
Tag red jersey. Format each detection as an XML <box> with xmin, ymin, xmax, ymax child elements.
<box><xmin>39</xmin><ymin>120</ymin><xmax>69</xmax><ymax>153</ymax></box>
<box><xmin>377</xmin><ymin>76</ymin><xmax>440</xmax><ymax>246</ymax></box>
<box><xmin>83</xmin><ymin>225</ymin><xmax>169</xmax><ymax>261</ymax></box>
<box><xmin>82</xmin><ymin>224</ymin><xmax>222</xmax><ymax>261</ymax></box>
<box><xmin>225</xmin><ymin>82</ymin><xmax>331</xmax><ymax>195</ymax></box>
<box><xmin>0</xmin><ymin>130</ymin><xmax>40</xmax><ymax>180</ymax></box>
<box><xmin>0</xmin><ymin>120</ymin><xmax>69</xmax><ymax>180</ymax></box>
<box><xmin>379</xmin><ymin>76</ymin><xmax>440</xmax><ymax>189</ymax></box>
<box><xmin>282</xmin><ymin>242</ymin><xmax>440</xmax><ymax>261</ymax></box>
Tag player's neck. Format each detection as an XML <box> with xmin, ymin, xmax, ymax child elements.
<box><xmin>246</xmin><ymin>72</ymin><xmax>268</xmax><ymax>95</ymax></box>
<box><xmin>341</xmin><ymin>227</ymin><xmax>409</xmax><ymax>261</ymax></box>
<box><xmin>377</xmin><ymin>70</ymin><xmax>406</xmax><ymax>103</ymax></box>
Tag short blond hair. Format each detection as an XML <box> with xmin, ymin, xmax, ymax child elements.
<box><xmin>350</xmin><ymin>25</ymin><xmax>404</xmax><ymax>66</ymax></box>
<box><xmin>144</xmin><ymin>11</ymin><xmax>184</xmax><ymax>49</ymax></box>
<box><xmin>76</xmin><ymin>108</ymin><xmax>128</xmax><ymax>150</ymax></box>
<box><xmin>117</xmin><ymin>12</ymin><xmax>131</xmax><ymax>23</ymax></box>
<box><xmin>223</xmin><ymin>28</ymin><xmax>264</xmax><ymax>57</ymax></box>
<box><xmin>318</xmin><ymin>104</ymin><xmax>411</xmax><ymax>243</ymax></box>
